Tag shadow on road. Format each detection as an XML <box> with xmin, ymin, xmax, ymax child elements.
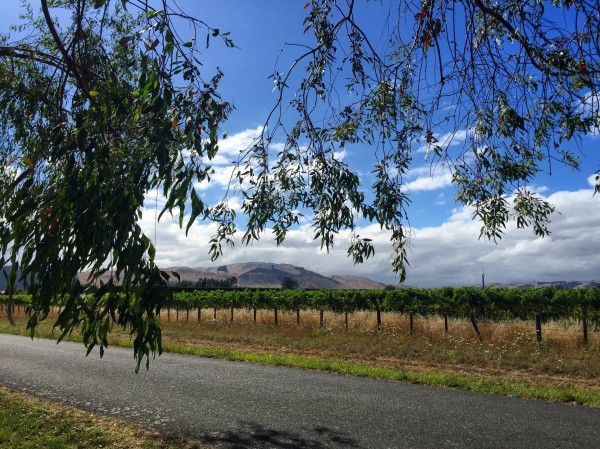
<box><xmin>189</xmin><ymin>421</ymin><xmax>364</xmax><ymax>449</ymax></box>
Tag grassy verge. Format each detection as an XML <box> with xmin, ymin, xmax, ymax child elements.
<box><xmin>1</xmin><ymin>312</ymin><xmax>600</xmax><ymax>407</ymax></box>
<box><xmin>156</xmin><ymin>341</ymin><xmax>600</xmax><ymax>406</ymax></box>
<box><xmin>0</xmin><ymin>385</ymin><xmax>202</xmax><ymax>449</ymax></box>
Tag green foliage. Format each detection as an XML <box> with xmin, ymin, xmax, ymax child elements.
<box><xmin>173</xmin><ymin>277</ymin><xmax>238</xmax><ymax>288</ymax></box>
<box><xmin>153</xmin><ymin>287</ymin><xmax>600</xmax><ymax>323</ymax></box>
<box><xmin>0</xmin><ymin>1</ymin><xmax>232</xmax><ymax>369</ymax></box>
<box><xmin>4</xmin><ymin>286</ymin><xmax>600</xmax><ymax>326</ymax></box>
<box><xmin>281</xmin><ymin>276</ymin><xmax>300</xmax><ymax>290</ymax></box>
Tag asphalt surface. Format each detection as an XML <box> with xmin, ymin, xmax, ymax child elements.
<box><xmin>0</xmin><ymin>334</ymin><xmax>599</xmax><ymax>448</ymax></box>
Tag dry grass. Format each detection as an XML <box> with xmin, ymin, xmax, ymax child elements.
<box><xmin>0</xmin><ymin>385</ymin><xmax>205</xmax><ymax>449</ymax></box>
<box><xmin>151</xmin><ymin>308</ymin><xmax>600</xmax><ymax>386</ymax></box>
<box><xmin>3</xmin><ymin>306</ymin><xmax>600</xmax><ymax>392</ymax></box>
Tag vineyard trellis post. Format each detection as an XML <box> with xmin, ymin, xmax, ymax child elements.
<box><xmin>583</xmin><ymin>309</ymin><xmax>589</xmax><ymax>345</ymax></box>
<box><xmin>470</xmin><ymin>315</ymin><xmax>482</xmax><ymax>341</ymax></box>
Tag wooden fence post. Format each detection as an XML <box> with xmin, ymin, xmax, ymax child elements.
<box><xmin>444</xmin><ymin>314</ymin><xmax>449</xmax><ymax>333</ymax></box>
<box><xmin>376</xmin><ymin>308</ymin><xmax>382</xmax><ymax>331</ymax></box>
<box><xmin>197</xmin><ymin>307</ymin><xmax>201</xmax><ymax>323</ymax></box>
<box><xmin>583</xmin><ymin>312</ymin><xmax>589</xmax><ymax>344</ymax></box>
<box><xmin>230</xmin><ymin>306</ymin><xmax>234</xmax><ymax>323</ymax></box>
<box><xmin>319</xmin><ymin>310</ymin><xmax>324</xmax><ymax>328</ymax></box>
<box><xmin>253</xmin><ymin>308</ymin><xmax>257</xmax><ymax>325</ymax></box>
<box><xmin>409</xmin><ymin>312</ymin><xmax>414</xmax><ymax>336</ymax></box>
<box><xmin>345</xmin><ymin>311</ymin><xmax>348</xmax><ymax>332</ymax></box>
<box><xmin>274</xmin><ymin>307</ymin><xmax>278</xmax><ymax>326</ymax></box>
<box><xmin>535</xmin><ymin>314</ymin><xmax>542</xmax><ymax>345</ymax></box>
<box><xmin>296</xmin><ymin>309</ymin><xmax>300</xmax><ymax>326</ymax></box>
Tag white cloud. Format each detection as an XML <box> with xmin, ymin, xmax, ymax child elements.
<box><xmin>333</xmin><ymin>149</ymin><xmax>348</xmax><ymax>161</ymax></box>
<box><xmin>193</xmin><ymin>126</ymin><xmax>263</xmax><ymax>192</ymax></box>
<box><xmin>140</xmin><ymin>176</ymin><xmax>600</xmax><ymax>287</ymax></box>
<box><xmin>416</xmin><ymin>129</ymin><xmax>469</xmax><ymax>154</ymax></box>
<box><xmin>216</xmin><ymin>126</ymin><xmax>263</xmax><ymax>158</ymax></box>
<box><xmin>404</xmin><ymin>188</ymin><xmax>600</xmax><ymax>286</ymax></box>
<box><xmin>403</xmin><ymin>162</ymin><xmax>454</xmax><ymax>193</ymax></box>
<box><xmin>405</xmin><ymin>170</ymin><xmax>453</xmax><ymax>192</ymax></box>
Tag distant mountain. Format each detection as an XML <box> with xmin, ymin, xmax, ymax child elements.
<box><xmin>12</xmin><ymin>263</ymin><xmax>600</xmax><ymax>291</ymax></box>
<box><xmin>492</xmin><ymin>280</ymin><xmax>600</xmax><ymax>289</ymax></box>
<box><xmin>163</xmin><ymin>262</ymin><xmax>389</xmax><ymax>289</ymax></box>
<box><xmin>78</xmin><ymin>262</ymin><xmax>390</xmax><ymax>290</ymax></box>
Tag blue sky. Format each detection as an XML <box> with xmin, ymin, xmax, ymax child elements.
<box><xmin>2</xmin><ymin>1</ymin><xmax>599</xmax><ymax>286</ymax></box>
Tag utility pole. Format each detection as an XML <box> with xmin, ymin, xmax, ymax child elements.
<box><xmin>481</xmin><ymin>270</ymin><xmax>485</xmax><ymax>289</ymax></box>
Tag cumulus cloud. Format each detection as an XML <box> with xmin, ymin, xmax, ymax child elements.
<box><xmin>141</xmin><ymin>175</ymin><xmax>600</xmax><ymax>287</ymax></box>
<box><xmin>194</xmin><ymin>126</ymin><xmax>263</xmax><ymax>192</ymax></box>
<box><xmin>405</xmin><ymin>170</ymin><xmax>453</xmax><ymax>192</ymax></box>
<box><xmin>403</xmin><ymin>164</ymin><xmax>453</xmax><ymax>193</ymax></box>
<box><xmin>405</xmin><ymin>188</ymin><xmax>600</xmax><ymax>286</ymax></box>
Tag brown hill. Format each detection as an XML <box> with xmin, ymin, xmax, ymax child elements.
<box><xmin>164</xmin><ymin>262</ymin><xmax>389</xmax><ymax>289</ymax></box>
<box><xmin>78</xmin><ymin>262</ymin><xmax>389</xmax><ymax>289</ymax></box>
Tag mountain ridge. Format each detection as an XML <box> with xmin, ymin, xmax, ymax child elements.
<box><xmin>2</xmin><ymin>263</ymin><xmax>599</xmax><ymax>290</ymax></box>
<box><xmin>158</xmin><ymin>262</ymin><xmax>389</xmax><ymax>289</ymax></box>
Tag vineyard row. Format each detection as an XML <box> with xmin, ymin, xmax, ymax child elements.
<box><xmin>2</xmin><ymin>286</ymin><xmax>600</xmax><ymax>321</ymax></box>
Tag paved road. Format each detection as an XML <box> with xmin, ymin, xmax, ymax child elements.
<box><xmin>0</xmin><ymin>334</ymin><xmax>599</xmax><ymax>448</ymax></box>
